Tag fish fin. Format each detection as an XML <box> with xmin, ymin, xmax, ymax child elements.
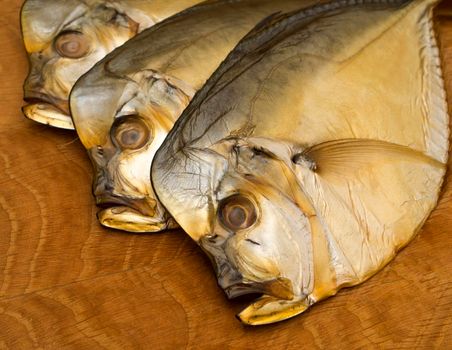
<box><xmin>292</xmin><ymin>139</ymin><xmax>446</xmax><ymax>282</ymax></box>
<box><xmin>238</xmin><ymin>296</ymin><xmax>309</xmax><ymax>326</ymax></box>
<box><xmin>293</xmin><ymin>139</ymin><xmax>444</xmax><ymax>178</ymax></box>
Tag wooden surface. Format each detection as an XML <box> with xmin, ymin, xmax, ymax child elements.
<box><xmin>0</xmin><ymin>1</ymin><xmax>451</xmax><ymax>349</ymax></box>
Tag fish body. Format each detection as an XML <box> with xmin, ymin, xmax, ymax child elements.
<box><xmin>152</xmin><ymin>0</ymin><xmax>448</xmax><ymax>325</ymax></box>
<box><xmin>21</xmin><ymin>0</ymin><xmax>203</xmax><ymax>129</ymax></box>
<box><xmin>70</xmin><ymin>0</ymin><xmax>324</xmax><ymax>232</ymax></box>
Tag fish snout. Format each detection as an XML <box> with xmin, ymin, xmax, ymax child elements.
<box><xmin>91</xmin><ymin>159</ymin><xmax>157</xmax><ymax>218</ymax></box>
<box><xmin>23</xmin><ymin>72</ymin><xmax>43</xmax><ymax>93</ymax></box>
<box><xmin>22</xmin><ymin>52</ymin><xmax>75</xmax><ymax>129</ymax></box>
<box><xmin>24</xmin><ymin>55</ymin><xmax>46</xmax><ymax>87</ymax></box>
<box><xmin>200</xmin><ymin>235</ymin><xmax>270</xmax><ymax>299</ymax></box>
<box><xmin>92</xmin><ymin>165</ymin><xmax>157</xmax><ymax>218</ymax></box>
<box><xmin>94</xmin><ymin>175</ymin><xmax>172</xmax><ymax>233</ymax></box>
<box><xmin>200</xmin><ymin>235</ymin><xmax>295</xmax><ymax>300</ymax></box>
<box><xmin>95</xmin><ymin>190</ymin><xmax>157</xmax><ymax>218</ymax></box>
<box><xmin>89</xmin><ymin>148</ymin><xmax>171</xmax><ymax>232</ymax></box>
<box><xmin>89</xmin><ymin>148</ymin><xmax>119</xmax><ymax>194</ymax></box>
<box><xmin>200</xmin><ymin>235</ymin><xmax>242</xmax><ymax>291</ymax></box>
<box><xmin>92</xmin><ymin>164</ymin><xmax>114</xmax><ymax>196</ymax></box>
<box><xmin>93</xmin><ymin>178</ymin><xmax>114</xmax><ymax>198</ymax></box>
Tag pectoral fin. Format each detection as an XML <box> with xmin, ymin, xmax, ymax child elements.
<box><xmin>238</xmin><ymin>295</ymin><xmax>309</xmax><ymax>326</ymax></box>
<box><xmin>292</xmin><ymin>139</ymin><xmax>446</xmax><ymax>283</ymax></box>
<box><xmin>294</xmin><ymin>139</ymin><xmax>444</xmax><ymax>179</ymax></box>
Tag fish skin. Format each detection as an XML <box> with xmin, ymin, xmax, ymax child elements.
<box><xmin>70</xmin><ymin>0</ymin><xmax>325</xmax><ymax>233</ymax></box>
<box><xmin>20</xmin><ymin>0</ymin><xmax>203</xmax><ymax>129</ymax></box>
<box><xmin>152</xmin><ymin>0</ymin><xmax>448</xmax><ymax>325</ymax></box>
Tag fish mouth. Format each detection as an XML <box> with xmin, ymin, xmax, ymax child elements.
<box><xmin>223</xmin><ymin>278</ymin><xmax>295</xmax><ymax>301</ymax></box>
<box><xmin>22</xmin><ymin>93</ymin><xmax>74</xmax><ymax>129</ymax></box>
<box><xmin>96</xmin><ymin>194</ymin><xmax>176</xmax><ymax>233</ymax></box>
<box><xmin>202</xmin><ymin>241</ymin><xmax>295</xmax><ymax>301</ymax></box>
<box><xmin>202</xmin><ymin>240</ymin><xmax>305</xmax><ymax>325</ymax></box>
<box><xmin>221</xmin><ymin>272</ymin><xmax>303</xmax><ymax>326</ymax></box>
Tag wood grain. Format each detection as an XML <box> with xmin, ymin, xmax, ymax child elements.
<box><xmin>0</xmin><ymin>1</ymin><xmax>451</xmax><ymax>349</ymax></box>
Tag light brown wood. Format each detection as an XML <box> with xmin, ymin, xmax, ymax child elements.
<box><xmin>0</xmin><ymin>1</ymin><xmax>451</xmax><ymax>348</ymax></box>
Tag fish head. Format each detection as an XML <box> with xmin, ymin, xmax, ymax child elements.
<box><xmin>21</xmin><ymin>0</ymin><xmax>142</xmax><ymax>129</ymax></box>
<box><xmin>70</xmin><ymin>64</ymin><xmax>194</xmax><ymax>232</ymax></box>
<box><xmin>153</xmin><ymin>137</ymin><xmax>314</xmax><ymax>305</ymax></box>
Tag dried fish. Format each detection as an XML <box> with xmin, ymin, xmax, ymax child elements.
<box><xmin>70</xmin><ymin>0</ymin><xmax>323</xmax><ymax>232</ymax></box>
<box><xmin>21</xmin><ymin>0</ymin><xmax>203</xmax><ymax>129</ymax></box>
<box><xmin>152</xmin><ymin>0</ymin><xmax>448</xmax><ymax>325</ymax></box>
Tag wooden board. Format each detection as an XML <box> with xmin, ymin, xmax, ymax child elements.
<box><xmin>0</xmin><ymin>1</ymin><xmax>451</xmax><ymax>348</ymax></box>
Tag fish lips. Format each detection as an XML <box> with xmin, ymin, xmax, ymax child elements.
<box><xmin>96</xmin><ymin>193</ymin><xmax>173</xmax><ymax>233</ymax></box>
<box><xmin>200</xmin><ymin>236</ymin><xmax>295</xmax><ymax>301</ymax></box>
<box><xmin>23</xmin><ymin>92</ymin><xmax>73</xmax><ymax>129</ymax></box>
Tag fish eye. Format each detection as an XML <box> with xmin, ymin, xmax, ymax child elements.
<box><xmin>218</xmin><ymin>195</ymin><xmax>257</xmax><ymax>231</ymax></box>
<box><xmin>54</xmin><ymin>31</ymin><xmax>89</xmax><ymax>59</ymax></box>
<box><xmin>111</xmin><ymin>116</ymin><xmax>152</xmax><ymax>150</ymax></box>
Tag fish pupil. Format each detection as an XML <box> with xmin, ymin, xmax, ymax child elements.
<box><xmin>111</xmin><ymin>116</ymin><xmax>151</xmax><ymax>150</ymax></box>
<box><xmin>218</xmin><ymin>195</ymin><xmax>257</xmax><ymax>231</ymax></box>
<box><xmin>55</xmin><ymin>32</ymin><xmax>89</xmax><ymax>58</ymax></box>
<box><xmin>64</xmin><ymin>41</ymin><xmax>80</xmax><ymax>54</ymax></box>
<box><xmin>228</xmin><ymin>206</ymin><xmax>247</xmax><ymax>228</ymax></box>
<box><xmin>122</xmin><ymin>129</ymin><xmax>140</xmax><ymax>145</ymax></box>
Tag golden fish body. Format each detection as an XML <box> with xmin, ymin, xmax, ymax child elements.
<box><xmin>21</xmin><ymin>0</ymin><xmax>203</xmax><ymax>129</ymax></box>
<box><xmin>70</xmin><ymin>0</ymin><xmax>324</xmax><ymax>232</ymax></box>
<box><xmin>152</xmin><ymin>0</ymin><xmax>448</xmax><ymax>325</ymax></box>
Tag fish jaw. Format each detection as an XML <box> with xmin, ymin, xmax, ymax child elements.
<box><xmin>22</xmin><ymin>102</ymin><xmax>73</xmax><ymax>129</ymax></box>
<box><xmin>201</xmin><ymin>236</ymin><xmax>296</xmax><ymax>300</ymax></box>
<box><xmin>238</xmin><ymin>295</ymin><xmax>310</xmax><ymax>326</ymax></box>
<box><xmin>94</xmin><ymin>173</ymin><xmax>177</xmax><ymax>233</ymax></box>
<box><xmin>237</xmin><ymin>268</ymin><xmax>341</xmax><ymax>325</ymax></box>
<box><xmin>97</xmin><ymin>206</ymin><xmax>177</xmax><ymax>233</ymax></box>
<box><xmin>95</xmin><ymin>173</ymin><xmax>177</xmax><ymax>233</ymax></box>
